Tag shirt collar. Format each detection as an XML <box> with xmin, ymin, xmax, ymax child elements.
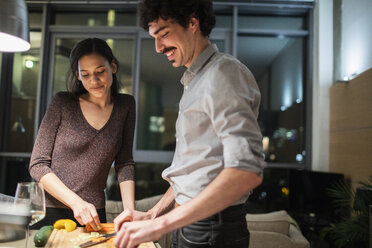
<box><xmin>181</xmin><ymin>44</ymin><xmax>218</xmax><ymax>86</ymax></box>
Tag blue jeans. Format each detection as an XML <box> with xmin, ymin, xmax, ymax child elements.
<box><xmin>171</xmin><ymin>204</ymin><xmax>249</xmax><ymax>248</ymax></box>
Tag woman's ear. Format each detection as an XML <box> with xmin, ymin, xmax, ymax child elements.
<box><xmin>75</xmin><ymin>71</ymin><xmax>80</xmax><ymax>81</ymax></box>
<box><xmin>111</xmin><ymin>62</ymin><xmax>118</xmax><ymax>74</ymax></box>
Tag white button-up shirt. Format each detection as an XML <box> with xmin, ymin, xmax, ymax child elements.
<box><xmin>162</xmin><ymin>44</ymin><xmax>266</xmax><ymax>205</ymax></box>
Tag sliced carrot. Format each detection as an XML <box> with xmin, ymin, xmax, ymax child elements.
<box><xmin>85</xmin><ymin>223</ymin><xmax>115</xmax><ymax>233</ymax></box>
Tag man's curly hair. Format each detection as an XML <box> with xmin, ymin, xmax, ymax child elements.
<box><xmin>139</xmin><ymin>0</ymin><xmax>216</xmax><ymax>37</ymax></box>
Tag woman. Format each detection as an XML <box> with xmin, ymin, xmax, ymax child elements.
<box><xmin>29</xmin><ymin>38</ymin><xmax>136</xmax><ymax>231</ymax></box>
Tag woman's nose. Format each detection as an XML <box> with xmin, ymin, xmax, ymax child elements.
<box><xmin>90</xmin><ymin>74</ymin><xmax>100</xmax><ymax>84</ymax></box>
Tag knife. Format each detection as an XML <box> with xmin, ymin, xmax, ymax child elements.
<box><xmin>77</xmin><ymin>232</ymin><xmax>116</xmax><ymax>248</ymax></box>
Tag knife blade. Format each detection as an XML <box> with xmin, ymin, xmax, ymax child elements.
<box><xmin>78</xmin><ymin>232</ymin><xmax>116</xmax><ymax>248</ymax></box>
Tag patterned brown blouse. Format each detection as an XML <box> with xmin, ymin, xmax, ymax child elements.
<box><xmin>29</xmin><ymin>92</ymin><xmax>136</xmax><ymax>209</ymax></box>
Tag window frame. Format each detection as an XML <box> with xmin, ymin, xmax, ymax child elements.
<box><xmin>0</xmin><ymin>1</ymin><xmax>314</xmax><ymax>170</ymax></box>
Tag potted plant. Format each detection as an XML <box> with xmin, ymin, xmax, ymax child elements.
<box><xmin>321</xmin><ymin>176</ymin><xmax>372</xmax><ymax>248</ymax></box>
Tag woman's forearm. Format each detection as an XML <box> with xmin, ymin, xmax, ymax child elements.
<box><xmin>39</xmin><ymin>172</ymin><xmax>83</xmax><ymax>209</ymax></box>
<box><xmin>119</xmin><ymin>180</ymin><xmax>135</xmax><ymax>210</ymax></box>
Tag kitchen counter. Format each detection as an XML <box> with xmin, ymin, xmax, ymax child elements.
<box><xmin>0</xmin><ymin>230</ymin><xmax>161</xmax><ymax>248</ymax></box>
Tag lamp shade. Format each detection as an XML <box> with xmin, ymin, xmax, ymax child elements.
<box><xmin>0</xmin><ymin>0</ymin><xmax>30</xmax><ymax>52</ymax></box>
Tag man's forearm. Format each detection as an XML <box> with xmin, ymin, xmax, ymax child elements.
<box><xmin>153</xmin><ymin>168</ymin><xmax>262</xmax><ymax>236</ymax></box>
<box><xmin>148</xmin><ymin>187</ymin><xmax>175</xmax><ymax>218</ymax></box>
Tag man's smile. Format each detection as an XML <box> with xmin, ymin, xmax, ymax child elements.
<box><xmin>162</xmin><ymin>47</ymin><xmax>176</xmax><ymax>61</ymax></box>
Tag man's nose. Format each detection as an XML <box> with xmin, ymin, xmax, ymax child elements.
<box><xmin>155</xmin><ymin>38</ymin><xmax>164</xmax><ymax>54</ymax></box>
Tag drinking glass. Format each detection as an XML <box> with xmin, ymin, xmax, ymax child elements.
<box><xmin>14</xmin><ymin>182</ymin><xmax>46</xmax><ymax>247</ymax></box>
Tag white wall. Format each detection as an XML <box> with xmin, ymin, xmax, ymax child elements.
<box><xmin>312</xmin><ymin>0</ymin><xmax>333</xmax><ymax>172</ymax></box>
<box><xmin>339</xmin><ymin>0</ymin><xmax>372</xmax><ymax>80</ymax></box>
<box><xmin>313</xmin><ymin>0</ymin><xmax>372</xmax><ymax>172</ymax></box>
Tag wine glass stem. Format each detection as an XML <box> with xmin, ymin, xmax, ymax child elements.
<box><xmin>25</xmin><ymin>226</ymin><xmax>29</xmax><ymax>248</ymax></box>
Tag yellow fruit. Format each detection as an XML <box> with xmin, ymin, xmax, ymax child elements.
<box><xmin>53</xmin><ymin>219</ymin><xmax>77</xmax><ymax>232</ymax></box>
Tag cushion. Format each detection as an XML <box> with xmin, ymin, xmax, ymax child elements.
<box><xmin>105</xmin><ymin>195</ymin><xmax>163</xmax><ymax>222</ymax></box>
<box><xmin>246</xmin><ymin>210</ymin><xmax>290</xmax><ymax>236</ymax></box>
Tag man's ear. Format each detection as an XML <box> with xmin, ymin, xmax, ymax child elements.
<box><xmin>189</xmin><ymin>17</ymin><xmax>200</xmax><ymax>33</ymax></box>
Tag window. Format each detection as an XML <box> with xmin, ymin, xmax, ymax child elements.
<box><xmin>53</xmin><ymin>9</ymin><xmax>137</xmax><ymax>26</ymax></box>
<box><xmin>0</xmin><ymin>12</ymin><xmax>43</xmax><ymax>193</ymax></box>
<box><xmin>135</xmin><ymin>37</ymin><xmax>226</xmax><ymax>154</ymax></box>
<box><xmin>235</xmin><ymin>5</ymin><xmax>310</xmax><ymax>165</ymax></box>
<box><xmin>237</xmin><ymin>35</ymin><xmax>306</xmax><ymax>164</ymax></box>
<box><xmin>4</xmin><ymin>32</ymin><xmax>42</xmax><ymax>153</ymax></box>
<box><xmin>137</xmin><ymin>39</ymin><xmax>185</xmax><ymax>151</ymax></box>
<box><xmin>0</xmin><ymin>1</ymin><xmax>314</xmax><ymax>196</ymax></box>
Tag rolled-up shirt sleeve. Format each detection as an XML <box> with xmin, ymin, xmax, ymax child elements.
<box><xmin>29</xmin><ymin>93</ymin><xmax>62</xmax><ymax>181</ymax></box>
<box><xmin>204</xmin><ymin>59</ymin><xmax>265</xmax><ymax>176</ymax></box>
<box><xmin>115</xmin><ymin>95</ymin><xmax>136</xmax><ymax>183</ymax></box>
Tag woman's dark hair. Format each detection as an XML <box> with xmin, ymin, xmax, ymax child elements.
<box><xmin>139</xmin><ymin>0</ymin><xmax>216</xmax><ymax>37</ymax></box>
<box><xmin>67</xmin><ymin>38</ymin><xmax>120</xmax><ymax>97</ymax></box>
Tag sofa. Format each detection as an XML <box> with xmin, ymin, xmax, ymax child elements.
<box><xmin>106</xmin><ymin>195</ymin><xmax>310</xmax><ymax>248</ymax></box>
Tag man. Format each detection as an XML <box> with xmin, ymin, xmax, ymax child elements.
<box><xmin>114</xmin><ymin>0</ymin><xmax>266</xmax><ymax>247</ymax></box>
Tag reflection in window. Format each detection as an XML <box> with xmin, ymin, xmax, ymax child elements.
<box><xmin>213</xmin><ymin>4</ymin><xmax>233</xmax><ymax>29</ymax></box>
<box><xmin>6</xmin><ymin>32</ymin><xmax>41</xmax><ymax>153</ymax></box>
<box><xmin>237</xmin><ymin>36</ymin><xmax>305</xmax><ymax>164</ymax></box>
<box><xmin>105</xmin><ymin>162</ymin><xmax>169</xmax><ymax>200</ymax></box>
<box><xmin>134</xmin><ymin>163</ymin><xmax>169</xmax><ymax>200</ymax></box>
<box><xmin>238</xmin><ymin>16</ymin><xmax>304</xmax><ymax>30</ymax></box>
<box><xmin>54</xmin><ymin>10</ymin><xmax>136</xmax><ymax>26</ymax></box>
<box><xmin>29</xmin><ymin>12</ymin><xmax>43</xmax><ymax>28</ymax></box>
<box><xmin>137</xmin><ymin>39</ymin><xmax>185</xmax><ymax>151</ymax></box>
<box><xmin>137</xmin><ymin>39</ymin><xmax>224</xmax><ymax>152</ymax></box>
<box><xmin>0</xmin><ymin>157</ymin><xmax>31</xmax><ymax>195</ymax></box>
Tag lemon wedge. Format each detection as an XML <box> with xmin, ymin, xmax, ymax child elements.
<box><xmin>53</xmin><ymin>219</ymin><xmax>77</xmax><ymax>232</ymax></box>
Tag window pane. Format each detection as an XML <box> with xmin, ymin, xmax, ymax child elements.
<box><xmin>54</xmin><ymin>10</ymin><xmax>136</xmax><ymax>26</ymax></box>
<box><xmin>105</xmin><ymin>163</ymin><xmax>169</xmax><ymax>200</ymax></box>
<box><xmin>214</xmin><ymin>6</ymin><xmax>233</xmax><ymax>29</ymax></box>
<box><xmin>0</xmin><ymin>157</ymin><xmax>31</xmax><ymax>195</ymax></box>
<box><xmin>52</xmin><ymin>38</ymin><xmax>134</xmax><ymax>95</ymax></box>
<box><xmin>134</xmin><ymin>163</ymin><xmax>169</xmax><ymax>200</ymax></box>
<box><xmin>5</xmin><ymin>32</ymin><xmax>41</xmax><ymax>152</ymax></box>
<box><xmin>137</xmin><ymin>39</ymin><xmax>185</xmax><ymax>151</ymax></box>
<box><xmin>136</xmin><ymin>39</ymin><xmax>224</xmax><ymax>152</ymax></box>
<box><xmin>238</xmin><ymin>16</ymin><xmax>304</xmax><ymax>30</ymax></box>
<box><xmin>53</xmin><ymin>38</ymin><xmax>74</xmax><ymax>95</ymax></box>
<box><xmin>213</xmin><ymin>40</ymin><xmax>225</xmax><ymax>52</ymax></box>
<box><xmin>216</xmin><ymin>14</ymin><xmax>232</xmax><ymax>29</ymax></box>
<box><xmin>237</xmin><ymin>36</ymin><xmax>305</xmax><ymax>164</ymax></box>
<box><xmin>29</xmin><ymin>12</ymin><xmax>43</xmax><ymax>27</ymax></box>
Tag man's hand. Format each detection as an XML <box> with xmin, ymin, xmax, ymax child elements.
<box><xmin>114</xmin><ymin>208</ymin><xmax>152</xmax><ymax>231</ymax></box>
<box><xmin>114</xmin><ymin>219</ymin><xmax>165</xmax><ymax>248</ymax></box>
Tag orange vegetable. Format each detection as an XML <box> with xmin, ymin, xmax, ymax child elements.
<box><xmin>85</xmin><ymin>223</ymin><xmax>115</xmax><ymax>233</ymax></box>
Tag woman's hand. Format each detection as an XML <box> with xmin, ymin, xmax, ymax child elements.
<box><xmin>38</xmin><ymin>173</ymin><xmax>102</xmax><ymax>231</ymax></box>
<box><xmin>71</xmin><ymin>199</ymin><xmax>101</xmax><ymax>231</ymax></box>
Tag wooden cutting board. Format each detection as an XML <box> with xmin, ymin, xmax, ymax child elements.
<box><xmin>45</xmin><ymin>227</ymin><xmax>156</xmax><ymax>248</ymax></box>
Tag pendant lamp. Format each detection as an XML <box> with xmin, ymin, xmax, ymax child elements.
<box><xmin>0</xmin><ymin>0</ymin><xmax>30</xmax><ymax>52</ymax></box>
